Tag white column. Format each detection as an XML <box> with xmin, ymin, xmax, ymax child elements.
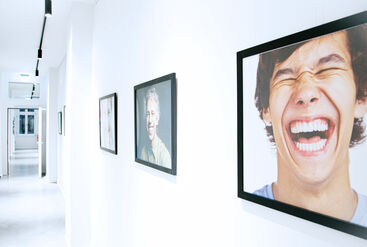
<box><xmin>64</xmin><ymin>2</ymin><xmax>94</xmax><ymax>247</ymax></box>
<box><xmin>46</xmin><ymin>68</ymin><xmax>58</xmax><ymax>182</ymax></box>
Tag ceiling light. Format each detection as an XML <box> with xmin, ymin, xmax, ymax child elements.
<box><xmin>36</xmin><ymin>1</ymin><xmax>51</xmax><ymax>77</ymax></box>
<box><xmin>45</xmin><ymin>0</ymin><xmax>52</xmax><ymax>17</ymax></box>
<box><xmin>38</xmin><ymin>49</ymin><xmax>42</xmax><ymax>60</ymax></box>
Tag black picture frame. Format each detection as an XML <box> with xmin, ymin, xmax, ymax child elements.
<box><xmin>99</xmin><ymin>93</ymin><xmax>118</xmax><ymax>154</ymax></box>
<box><xmin>134</xmin><ymin>73</ymin><xmax>177</xmax><ymax>175</ymax></box>
<box><xmin>63</xmin><ymin>105</ymin><xmax>66</xmax><ymax>136</ymax></box>
<box><xmin>237</xmin><ymin>11</ymin><xmax>367</xmax><ymax>239</ymax></box>
<box><xmin>58</xmin><ymin>111</ymin><xmax>62</xmax><ymax>135</ymax></box>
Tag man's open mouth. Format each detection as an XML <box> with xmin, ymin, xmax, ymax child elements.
<box><xmin>289</xmin><ymin>118</ymin><xmax>332</xmax><ymax>152</ymax></box>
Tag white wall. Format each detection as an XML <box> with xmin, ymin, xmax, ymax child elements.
<box><xmin>0</xmin><ymin>71</ymin><xmax>47</xmax><ymax>175</ymax></box>
<box><xmin>46</xmin><ymin>68</ymin><xmax>59</xmax><ymax>182</ymax></box>
<box><xmin>62</xmin><ymin>2</ymin><xmax>94</xmax><ymax>246</ymax></box>
<box><xmin>60</xmin><ymin>1</ymin><xmax>367</xmax><ymax>246</ymax></box>
<box><xmin>56</xmin><ymin>57</ymin><xmax>67</xmax><ymax>193</ymax></box>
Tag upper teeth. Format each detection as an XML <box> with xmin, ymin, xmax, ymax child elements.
<box><xmin>291</xmin><ymin>119</ymin><xmax>328</xmax><ymax>134</ymax></box>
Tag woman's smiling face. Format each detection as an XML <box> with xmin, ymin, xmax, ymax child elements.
<box><xmin>262</xmin><ymin>31</ymin><xmax>363</xmax><ymax>185</ymax></box>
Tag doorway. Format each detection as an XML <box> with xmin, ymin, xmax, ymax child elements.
<box><xmin>7</xmin><ymin>108</ymin><xmax>40</xmax><ymax>177</ymax></box>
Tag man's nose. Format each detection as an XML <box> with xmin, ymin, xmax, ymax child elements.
<box><xmin>293</xmin><ymin>72</ymin><xmax>320</xmax><ymax>106</ymax></box>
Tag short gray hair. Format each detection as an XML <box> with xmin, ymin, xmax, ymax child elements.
<box><xmin>144</xmin><ymin>87</ymin><xmax>160</xmax><ymax>114</ymax></box>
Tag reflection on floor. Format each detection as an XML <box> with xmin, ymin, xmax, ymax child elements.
<box><xmin>9</xmin><ymin>149</ymin><xmax>39</xmax><ymax>177</ymax></box>
<box><xmin>0</xmin><ymin>149</ymin><xmax>65</xmax><ymax>247</ymax></box>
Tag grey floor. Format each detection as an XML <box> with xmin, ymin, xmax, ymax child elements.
<box><xmin>0</xmin><ymin>150</ymin><xmax>66</xmax><ymax>247</ymax></box>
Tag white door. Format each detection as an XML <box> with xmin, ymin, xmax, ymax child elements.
<box><xmin>38</xmin><ymin>108</ymin><xmax>47</xmax><ymax>177</ymax></box>
<box><xmin>7</xmin><ymin>109</ymin><xmax>16</xmax><ymax>176</ymax></box>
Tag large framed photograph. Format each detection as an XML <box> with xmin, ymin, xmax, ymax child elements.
<box><xmin>99</xmin><ymin>93</ymin><xmax>117</xmax><ymax>154</ymax></box>
<box><xmin>237</xmin><ymin>11</ymin><xmax>367</xmax><ymax>239</ymax></box>
<box><xmin>134</xmin><ymin>73</ymin><xmax>177</xmax><ymax>175</ymax></box>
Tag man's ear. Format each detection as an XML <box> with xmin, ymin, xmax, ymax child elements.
<box><xmin>354</xmin><ymin>99</ymin><xmax>367</xmax><ymax>118</ymax></box>
<box><xmin>262</xmin><ymin>108</ymin><xmax>272</xmax><ymax>123</ymax></box>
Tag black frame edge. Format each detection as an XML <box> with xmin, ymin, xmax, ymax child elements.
<box><xmin>99</xmin><ymin>92</ymin><xmax>118</xmax><ymax>155</ymax></box>
<box><xmin>237</xmin><ymin>10</ymin><xmax>367</xmax><ymax>240</ymax></box>
<box><xmin>134</xmin><ymin>73</ymin><xmax>177</xmax><ymax>176</ymax></box>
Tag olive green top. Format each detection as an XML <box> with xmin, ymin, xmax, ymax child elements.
<box><xmin>140</xmin><ymin>136</ymin><xmax>171</xmax><ymax>168</ymax></box>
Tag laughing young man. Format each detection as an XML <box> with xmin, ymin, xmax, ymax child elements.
<box><xmin>253</xmin><ymin>24</ymin><xmax>367</xmax><ymax>226</ymax></box>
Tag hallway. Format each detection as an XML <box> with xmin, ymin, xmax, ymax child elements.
<box><xmin>0</xmin><ymin>150</ymin><xmax>65</xmax><ymax>247</ymax></box>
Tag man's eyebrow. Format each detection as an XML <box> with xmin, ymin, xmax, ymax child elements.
<box><xmin>317</xmin><ymin>53</ymin><xmax>346</xmax><ymax>66</ymax></box>
<box><xmin>272</xmin><ymin>68</ymin><xmax>294</xmax><ymax>81</ymax></box>
<box><xmin>272</xmin><ymin>54</ymin><xmax>346</xmax><ymax>81</ymax></box>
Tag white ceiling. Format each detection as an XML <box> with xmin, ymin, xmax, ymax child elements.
<box><xmin>0</xmin><ymin>0</ymin><xmax>73</xmax><ymax>73</ymax></box>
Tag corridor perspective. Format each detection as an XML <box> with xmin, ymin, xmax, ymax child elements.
<box><xmin>0</xmin><ymin>150</ymin><xmax>65</xmax><ymax>247</ymax></box>
<box><xmin>1</xmin><ymin>0</ymin><xmax>366</xmax><ymax>247</ymax></box>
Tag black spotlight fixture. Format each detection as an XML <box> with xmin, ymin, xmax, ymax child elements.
<box><xmin>45</xmin><ymin>0</ymin><xmax>52</xmax><ymax>17</ymax></box>
<box><xmin>35</xmin><ymin>55</ymin><xmax>40</xmax><ymax>76</ymax></box>
<box><xmin>38</xmin><ymin>48</ymin><xmax>42</xmax><ymax>60</ymax></box>
<box><xmin>35</xmin><ymin>0</ymin><xmax>51</xmax><ymax>77</ymax></box>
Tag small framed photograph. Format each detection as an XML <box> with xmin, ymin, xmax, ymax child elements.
<box><xmin>237</xmin><ymin>11</ymin><xmax>367</xmax><ymax>239</ymax></box>
<box><xmin>99</xmin><ymin>93</ymin><xmax>117</xmax><ymax>154</ymax></box>
<box><xmin>58</xmin><ymin>111</ymin><xmax>62</xmax><ymax>135</ymax></box>
<box><xmin>134</xmin><ymin>73</ymin><xmax>177</xmax><ymax>175</ymax></box>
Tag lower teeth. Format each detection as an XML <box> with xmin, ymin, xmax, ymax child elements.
<box><xmin>295</xmin><ymin>139</ymin><xmax>327</xmax><ymax>152</ymax></box>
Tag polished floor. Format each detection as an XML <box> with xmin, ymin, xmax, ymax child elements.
<box><xmin>0</xmin><ymin>149</ymin><xmax>65</xmax><ymax>247</ymax></box>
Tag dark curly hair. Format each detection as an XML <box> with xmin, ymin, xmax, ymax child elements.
<box><xmin>255</xmin><ymin>24</ymin><xmax>367</xmax><ymax>147</ymax></box>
